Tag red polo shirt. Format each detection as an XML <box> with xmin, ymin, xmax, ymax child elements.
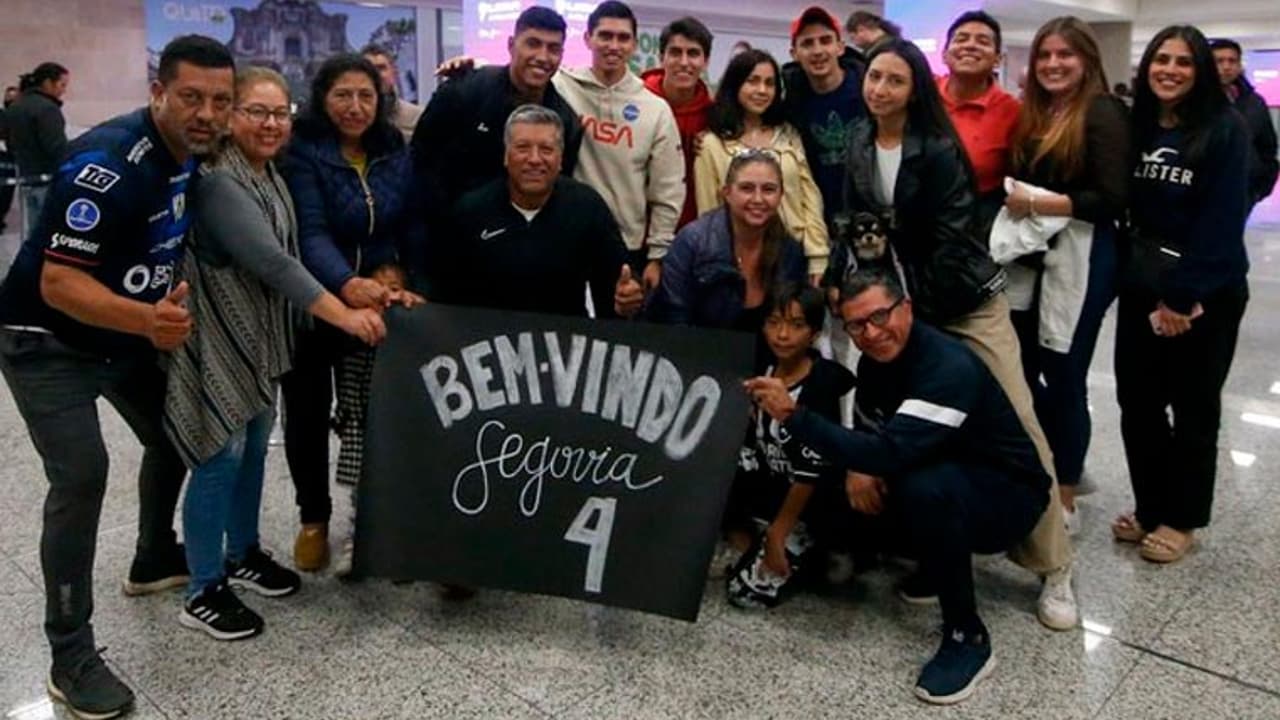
<box><xmin>936</xmin><ymin>75</ymin><xmax>1020</xmax><ymax>194</ymax></box>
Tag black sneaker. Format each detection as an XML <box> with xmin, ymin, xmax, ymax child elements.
<box><xmin>897</xmin><ymin>570</ymin><xmax>940</xmax><ymax>606</ymax></box>
<box><xmin>914</xmin><ymin>627</ymin><xmax>996</xmax><ymax>705</ymax></box>
<box><xmin>48</xmin><ymin>649</ymin><xmax>135</xmax><ymax>720</ymax></box>
<box><xmin>227</xmin><ymin>546</ymin><xmax>301</xmax><ymax>598</ymax></box>
<box><xmin>122</xmin><ymin>543</ymin><xmax>189</xmax><ymax>596</ymax></box>
<box><xmin>179</xmin><ymin>582</ymin><xmax>264</xmax><ymax>641</ymax></box>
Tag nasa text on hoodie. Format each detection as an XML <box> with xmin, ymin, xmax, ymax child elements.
<box><xmin>553</xmin><ymin>67</ymin><xmax>686</xmax><ymax>259</ymax></box>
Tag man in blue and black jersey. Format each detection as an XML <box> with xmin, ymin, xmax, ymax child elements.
<box><xmin>0</xmin><ymin>36</ymin><xmax>234</xmax><ymax>720</ymax></box>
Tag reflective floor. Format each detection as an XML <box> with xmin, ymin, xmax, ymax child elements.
<box><xmin>2</xmin><ymin>216</ymin><xmax>1279</xmax><ymax>719</ymax></box>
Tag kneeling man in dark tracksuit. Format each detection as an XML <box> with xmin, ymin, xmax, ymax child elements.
<box><xmin>746</xmin><ymin>267</ymin><xmax>1050</xmax><ymax>705</ymax></box>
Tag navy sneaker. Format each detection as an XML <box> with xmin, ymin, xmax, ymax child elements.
<box><xmin>122</xmin><ymin>543</ymin><xmax>189</xmax><ymax>596</ymax></box>
<box><xmin>179</xmin><ymin>582</ymin><xmax>264</xmax><ymax>641</ymax></box>
<box><xmin>227</xmin><ymin>546</ymin><xmax>301</xmax><ymax>598</ymax></box>
<box><xmin>48</xmin><ymin>649</ymin><xmax>135</xmax><ymax>720</ymax></box>
<box><xmin>914</xmin><ymin>627</ymin><xmax>996</xmax><ymax>705</ymax></box>
<box><xmin>897</xmin><ymin>570</ymin><xmax>940</xmax><ymax>606</ymax></box>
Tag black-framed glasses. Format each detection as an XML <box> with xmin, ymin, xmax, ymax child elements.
<box><xmin>236</xmin><ymin>105</ymin><xmax>292</xmax><ymax>125</ymax></box>
<box><xmin>843</xmin><ymin>296</ymin><xmax>904</xmax><ymax>335</ymax></box>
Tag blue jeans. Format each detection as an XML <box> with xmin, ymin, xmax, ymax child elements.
<box><xmin>1013</xmin><ymin>223</ymin><xmax>1118</xmax><ymax>486</ymax></box>
<box><xmin>184</xmin><ymin>407</ymin><xmax>274</xmax><ymax>598</ymax></box>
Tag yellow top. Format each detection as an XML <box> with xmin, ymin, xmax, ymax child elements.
<box><xmin>693</xmin><ymin>123</ymin><xmax>829</xmax><ymax>276</ymax></box>
<box><xmin>343</xmin><ymin>147</ymin><xmax>368</xmax><ymax>178</ymax></box>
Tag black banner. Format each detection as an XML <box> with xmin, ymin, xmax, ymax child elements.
<box><xmin>354</xmin><ymin>305</ymin><xmax>754</xmax><ymax>621</ymax></box>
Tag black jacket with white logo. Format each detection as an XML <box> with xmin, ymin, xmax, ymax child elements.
<box><xmin>785</xmin><ymin>321</ymin><xmax>1049</xmax><ymax>494</ymax></box>
<box><xmin>411</xmin><ymin>65</ymin><xmax>583</xmax><ymax>207</ymax></box>
<box><xmin>430</xmin><ymin>176</ymin><xmax>627</xmax><ymax>318</ymax></box>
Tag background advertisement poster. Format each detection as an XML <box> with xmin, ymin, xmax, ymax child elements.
<box><xmin>145</xmin><ymin>0</ymin><xmax>419</xmax><ymax>105</ymax></box>
<box><xmin>466</xmin><ymin>0</ymin><xmax>597</xmax><ymax>69</ymax></box>
<box><xmin>1245</xmin><ymin>50</ymin><xmax>1280</xmax><ymax>107</ymax></box>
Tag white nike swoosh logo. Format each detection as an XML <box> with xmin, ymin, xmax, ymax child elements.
<box><xmin>480</xmin><ymin>227</ymin><xmax>507</xmax><ymax>241</ymax></box>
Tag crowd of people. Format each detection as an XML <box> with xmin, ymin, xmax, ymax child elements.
<box><xmin>0</xmin><ymin>2</ymin><xmax>1273</xmax><ymax>717</ymax></box>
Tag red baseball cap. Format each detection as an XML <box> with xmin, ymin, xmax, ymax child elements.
<box><xmin>790</xmin><ymin>6</ymin><xmax>842</xmax><ymax>45</ymax></box>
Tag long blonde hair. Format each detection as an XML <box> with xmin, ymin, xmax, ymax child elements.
<box><xmin>1011</xmin><ymin>17</ymin><xmax>1108</xmax><ymax>181</ymax></box>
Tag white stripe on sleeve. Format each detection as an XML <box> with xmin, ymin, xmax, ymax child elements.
<box><xmin>897</xmin><ymin>399</ymin><xmax>968</xmax><ymax>428</ymax></box>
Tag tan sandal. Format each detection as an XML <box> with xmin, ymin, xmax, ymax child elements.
<box><xmin>1139</xmin><ymin>527</ymin><xmax>1194</xmax><ymax>563</ymax></box>
<box><xmin>1111</xmin><ymin>513</ymin><xmax>1146</xmax><ymax>544</ymax></box>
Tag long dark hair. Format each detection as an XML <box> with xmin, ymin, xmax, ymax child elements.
<box><xmin>865</xmin><ymin>38</ymin><xmax>975</xmax><ymax>189</ymax></box>
<box><xmin>294</xmin><ymin>54</ymin><xmax>400</xmax><ymax>154</ymax></box>
<box><xmin>19</xmin><ymin>62</ymin><xmax>67</xmax><ymax>92</ymax></box>
<box><xmin>709</xmin><ymin>49</ymin><xmax>787</xmax><ymax>139</ymax></box>
<box><xmin>1132</xmin><ymin>25</ymin><xmax>1228</xmax><ymax>168</ymax></box>
<box><xmin>1010</xmin><ymin>17</ymin><xmax>1108</xmax><ymax>181</ymax></box>
<box><xmin>724</xmin><ymin>151</ymin><xmax>787</xmax><ymax>289</ymax></box>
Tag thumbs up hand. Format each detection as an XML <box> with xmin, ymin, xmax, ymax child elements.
<box><xmin>613</xmin><ymin>263</ymin><xmax>644</xmax><ymax>318</ymax></box>
<box><xmin>149</xmin><ymin>280</ymin><xmax>193</xmax><ymax>351</ymax></box>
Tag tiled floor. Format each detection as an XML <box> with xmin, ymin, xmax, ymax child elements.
<box><xmin>2</xmin><ymin>221</ymin><xmax>1279</xmax><ymax>719</ymax></box>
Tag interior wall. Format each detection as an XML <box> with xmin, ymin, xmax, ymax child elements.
<box><xmin>0</xmin><ymin>0</ymin><xmax>148</xmax><ymax>134</ymax></box>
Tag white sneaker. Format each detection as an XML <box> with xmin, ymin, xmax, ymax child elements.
<box><xmin>333</xmin><ymin>533</ymin><xmax>355</xmax><ymax>578</ymax></box>
<box><xmin>1037</xmin><ymin>566</ymin><xmax>1078</xmax><ymax>631</ymax></box>
<box><xmin>1063</xmin><ymin>506</ymin><xmax>1080</xmax><ymax>537</ymax></box>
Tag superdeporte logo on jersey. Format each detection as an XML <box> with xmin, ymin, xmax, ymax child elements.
<box><xmin>50</xmin><ymin>233</ymin><xmax>101</xmax><ymax>255</ymax></box>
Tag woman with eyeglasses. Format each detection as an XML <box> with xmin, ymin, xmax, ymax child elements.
<box><xmin>652</xmin><ymin>150</ymin><xmax>806</xmax><ymax>359</ymax></box>
<box><xmin>1006</xmin><ymin>17</ymin><xmax>1130</xmax><ymax>531</ymax></box>
<box><xmin>694</xmin><ymin>49</ymin><xmax>828</xmax><ymax>286</ymax></box>
<box><xmin>164</xmin><ymin>67</ymin><xmax>387</xmax><ymax>640</ymax></box>
<box><xmin>280</xmin><ymin>54</ymin><xmax>423</xmax><ymax>572</ymax></box>
<box><xmin>825</xmin><ymin>38</ymin><xmax>1078</xmax><ymax>631</ymax></box>
<box><xmin>1114</xmin><ymin>26</ymin><xmax>1251</xmax><ymax>563</ymax></box>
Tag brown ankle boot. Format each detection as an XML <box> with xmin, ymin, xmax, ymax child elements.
<box><xmin>294</xmin><ymin>523</ymin><xmax>329</xmax><ymax>571</ymax></box>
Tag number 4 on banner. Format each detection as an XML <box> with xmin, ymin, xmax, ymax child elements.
<box><xmin>564</xmin><ymin>497</ymin><xmax>618</xmax><ymax>593</ymax></box>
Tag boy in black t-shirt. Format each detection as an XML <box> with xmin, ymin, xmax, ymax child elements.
<box><xmin>727</xmin><ymin>283</ymin><xmax>855</xmax><ymax>609</ymax></box>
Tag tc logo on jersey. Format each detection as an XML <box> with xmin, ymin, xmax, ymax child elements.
<box><xmin>65</xmin><ymin>199</ymin><xmax>101</xmax><ymax>232</ymax></box>
<box><xmin>172</xmin><ymin>192</ymin><xmax>186</xmax><ymax>221</ymax></box>
<box><xmin>72</xmin><ymin>164</ymin><xmax>121</xmax><ymax>194</ymax></box>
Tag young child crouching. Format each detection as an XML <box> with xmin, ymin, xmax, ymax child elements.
<box><xmin>726</xmin><ymin>283</ymin><xmax>855</xmax><ymax>609</ymax></box>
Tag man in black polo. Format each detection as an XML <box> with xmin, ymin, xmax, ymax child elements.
<box><xmin>433</xmin><ymin>103</ymin><xmax>641</xmax><ymax>319</ymax></box>
<box><xmin>411</xmin><ymin>5</ymin><xmax>583</xmax><ymax>206</ymax></box>
<box><xmin>0</xmin><ymin>36</ymin><xmax>234</xmax><ymax>720</ymax></box>
<box><xmin>747</xmin><ymin>268</ymin><xmax>1049</xmax><ymax>706</ymax></box>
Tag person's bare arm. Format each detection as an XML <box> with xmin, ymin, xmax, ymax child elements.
<box><xmin>41</xmin><ymin>264</ymin><xmax>191</xmax><ymax>349</ymax></box>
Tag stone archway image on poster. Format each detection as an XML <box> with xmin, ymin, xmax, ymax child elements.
<box><xmin>144</xmin><ymin>0</ymin><xmax>420</xmax><ymax>106</ymax></box>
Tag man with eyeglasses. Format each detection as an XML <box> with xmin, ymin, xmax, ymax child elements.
<box><xmin>746</xmin><ymin>266</ymin><xmax>1050</xmax><ymax>706</ymax></box>
<box><xmin>0</xmin><ymin>35</ymin><xmax>234</xmax><ymax>720</ymax></box>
